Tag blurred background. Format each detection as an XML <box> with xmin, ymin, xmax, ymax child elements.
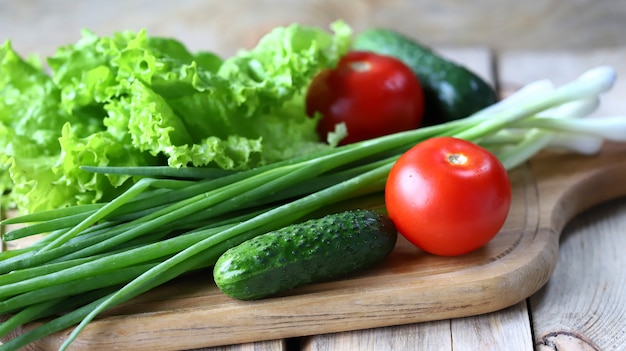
<box><xmin>2</xmin><ymin>0</ymin><xmax>626</xmax><ymax>58</ymax></box>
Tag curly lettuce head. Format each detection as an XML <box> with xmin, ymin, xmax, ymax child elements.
<box><xmin>0</xmin><ymin>21</ymin><xmax>352</xmax><ymax>213</ymax></box>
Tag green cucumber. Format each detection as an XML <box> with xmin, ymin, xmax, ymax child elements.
<box><xmin>352</xmin><ymin>28</ymin><xmax>497</xmax><ymax>124</ymax></box>
<box><xmin>213</xmin><ymin>209</ymin><xmax>397</xmax><ymax>300</ymax></box>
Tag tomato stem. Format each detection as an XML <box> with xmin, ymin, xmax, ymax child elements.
<box><xmin>447</xmin><ymin>153</ymin><xmax>468</xmax><ymax>165</ymax></box>
<box><xmin>349</xmin><ymin>61</ymin><xmax>371</xmax><ymax>72</ymax></box>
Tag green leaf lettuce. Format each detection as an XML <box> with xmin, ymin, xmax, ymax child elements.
<box><xmin>0</xmin><ymin>21</ymin><xmax>352</xmax><ymax>213</ymax></box>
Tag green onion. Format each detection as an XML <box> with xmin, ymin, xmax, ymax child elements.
<box><xmin>1</xmin><ymin>66</ymin><xmax>624</xmax><ymax>351</ymax></box>
<box><xmin>80</xmin><ymin>165</ymin><xmax>238</xmax><ymax>179</ymax></box>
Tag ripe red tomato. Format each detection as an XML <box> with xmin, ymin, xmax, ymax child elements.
<box><xmin>384</xmin><ymin>137</ymin><xmax>512</xmax><ymax>256</ymax></box>
<box><xmin>305</xmin><ymin>51</ymin><xmax>425</xmax><ymax>145</ymax></box>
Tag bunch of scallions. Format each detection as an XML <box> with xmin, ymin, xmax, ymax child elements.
<box><xmin>1</xmin><ymin>65</ymin><xmax>626</xmax><ymax>351</ymax></box>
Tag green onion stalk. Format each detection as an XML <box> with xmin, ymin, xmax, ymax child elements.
<box><xmin>1</xmin><ymin>66</ymin><xmax>625</xmax><ymax>351</ymax></box>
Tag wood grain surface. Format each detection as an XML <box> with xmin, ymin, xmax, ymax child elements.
<box><xmin>2</xmin><ymin>0</ymin><xmax>626</xmax><ymax>58</ymax></box>
<box><xmin>2</xmin><ymin>1</ymin><xmax>626</xmax><ymax>350</ymax></box>
<box><xmin>501</xmin><ymin>50</ymin><xmax>626</xmax><ymax>351</ymax></box>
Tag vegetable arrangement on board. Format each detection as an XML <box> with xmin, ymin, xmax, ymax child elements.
<box><xmin>1</xmin><ymin>20</ymin><xmax>626</xmax><ymax>350</ymax></box>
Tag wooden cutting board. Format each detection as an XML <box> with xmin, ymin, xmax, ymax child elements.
<box><xmin>6</xmin><ymin>140</ymin><xmax>626</xmax><ymax>350</ymax></box>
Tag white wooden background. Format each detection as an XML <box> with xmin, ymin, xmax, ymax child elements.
<box><xmin>2</xmin><ymin>0</ymin><xmax>626</xmax><ymax>58</ymax></box>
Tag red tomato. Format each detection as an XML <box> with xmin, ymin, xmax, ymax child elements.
<box><xmin>306</xmin><ymin>51</ymin><xmax>425</xmax><ymax>145</ymax></box>
<box><xmin>384</xmin><ymin>137</ymin><xmax>512</xmax><ymax>256</ymax></box>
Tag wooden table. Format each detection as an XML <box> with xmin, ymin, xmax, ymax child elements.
<box><xmin>2</xmin><ymin>2</ymin><xmax>626</xmax><ymax>350</ymax></box>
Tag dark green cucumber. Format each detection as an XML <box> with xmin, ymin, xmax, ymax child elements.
<box><xmin>213</xmin><ymin>209</ymin><xmax>397</xmax><ymax>300</ymax></box>
<box><xmin>352</xmin><ymin>28</ymin><xmax>497</xmax><ymax>124</ymax></box>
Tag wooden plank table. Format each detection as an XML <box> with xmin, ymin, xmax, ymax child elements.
<box><xmin>2</xmin><ymin>2</ymin><xmax>626</xmax><ymax>350</ymax></box>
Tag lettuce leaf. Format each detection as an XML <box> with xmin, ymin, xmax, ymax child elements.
<box><xmin>1</xmin><ymin>21</ymin><xmax>352</xmax><ymax>213</ymax></box>
<box><xmin>0</xmin><ymin>40</ymin><xmax>99</xmax><ymax>211</ymax></box>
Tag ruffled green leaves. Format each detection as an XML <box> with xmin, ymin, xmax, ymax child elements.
<box><xmin>1</xmin><ymin>21</ymin><xmax>352</xmax><ymax>213</ymax></box>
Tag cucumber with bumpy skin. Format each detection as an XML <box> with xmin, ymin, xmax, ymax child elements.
<box><xmin>353</xmin><ymin>28</ymin><xmax>497</xmax><ymax>125</ymax></box>
<box><xmin>213</xmin><ymin>209</ymin><xmax>397</xmax><ymax>300</ymax></box>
